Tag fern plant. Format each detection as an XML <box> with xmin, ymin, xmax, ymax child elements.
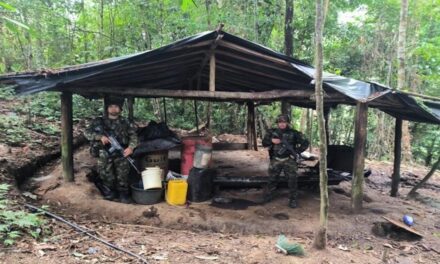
<box><xmin>0</xmin><ymin>184</ymin><xmax>46</xmax><ymax>246</ymax></box>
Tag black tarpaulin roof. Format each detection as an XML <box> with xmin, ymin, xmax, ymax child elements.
<box><xmin>0</xmin><ymin>30</ymin><xmax>439</xmax><ymax>124</ymax></box>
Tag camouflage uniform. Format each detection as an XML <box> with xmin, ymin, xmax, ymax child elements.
<box><xmin>84</xmin><ymin>116</ymin><xmax>138</xmax><ymax>193</ymax></box>
<box><xmin>262</xmin><ymin>127</ymin><xmax>309</xmax><ymax>205</ymax></box>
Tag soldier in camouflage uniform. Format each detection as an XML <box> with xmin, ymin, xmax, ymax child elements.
<box><xmin>262</xmin><ymin>114</ymin><xmax>309</xmax><ymax>208</ymax></box>
<box><xmin>84</xmin><ymin>97</ymin><xmax>138</xmax><ymax>203</ymax></box>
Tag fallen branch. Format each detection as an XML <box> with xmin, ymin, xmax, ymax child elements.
<box><xmin>407</xmin><ymin>156</ymin><xmax>440</xmax><ymax>198</ymax></box>
<box><xmin>24</xmin><ymin>204</ymin><xmax>148</xmax><ymax>264</ymax></box>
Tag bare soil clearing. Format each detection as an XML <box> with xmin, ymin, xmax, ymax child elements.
<box><xmin>2</xmin><ymin>144</ymin><xmax>440</xmax><ymax>264</ymax></box>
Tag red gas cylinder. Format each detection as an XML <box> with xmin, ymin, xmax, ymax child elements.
<box><xmin>181</xmin><ymin>136</ymin><xmax>212</xmax><ymax>175</ymax></box>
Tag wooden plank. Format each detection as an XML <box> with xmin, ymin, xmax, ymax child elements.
<box><xmin>391</xmin><ymin>118</ymin><xmax>402</xmax><ymax>197</ymax></box>
<box><xmin>61</xmin><ymin>92</ymin><xmax>74</xmax><ymax>182</ymax></box>
<box><xmin>351</xmin><ymin>102</ymin><xmax>368</xmax><ymax>212</ymax></box>
<box><xmin>382</xmin><ymin>216</ymin><xmax>423</xmax><ymax>237</ymax></box>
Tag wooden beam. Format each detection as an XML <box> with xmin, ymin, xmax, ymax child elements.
<box><xmin>66</xmin><ymin>87</ymin><xmax>316</xmax><ymax>101</ymax></box>
<box><xmin>351</xmin><ymin>102</ymin><xmax>368</xmax><ymax>212</ymax></box>
<box><xmin>192</xmin><ymin>27</ymin><xmax>224</xmax><ymax>82</ymax></box>
<box><xmin>391</xmin><ymin>118</ymin><xmax>402</xmax><ymax>197</ymax></box>
<box><xmin>218</xmin><ymin>41</ymin><xmax>291</xmax><ymax>67</ymax></box>
<box><xmin>61</xmin><ymin>92</ymin><xmax>74</xmax><ymax>182</ymax></box>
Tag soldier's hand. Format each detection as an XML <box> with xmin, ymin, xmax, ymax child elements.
<box><xmin>123</xmin><ymin>147</ymin><xmax>133</xmax><ymax>157</ymax></box>
<box><xmin>101</xmin><ymin>136</ymin><xmax>110</xmax><ymax>145</ymax></box>
<box><xmin>272</xmin><ymin>138</ymin><xmax>281</xmax><ymax>144</ymax></box>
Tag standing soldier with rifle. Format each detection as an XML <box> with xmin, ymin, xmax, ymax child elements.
<box><xmin>84</xmin><ymin>97</ymin><xmax>138</xmax><ymax>203</ymax></box>
<box><xmin>262</xmin><ymin>114</ymin><xmax>309</xmax><ymax>208</ymax></box>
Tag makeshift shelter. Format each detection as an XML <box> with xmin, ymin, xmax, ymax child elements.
<box><xmin>1</xmin><ymin>29</ymin><xmax>440</xmax><ymax>208</ymax></box>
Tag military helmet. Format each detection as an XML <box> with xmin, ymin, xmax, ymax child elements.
<box><xmin>276</xmin><ymin>114</ymin><xmax>290</xmax><ymax>123</ymax></box>
<box><xmin>107</xmin><ymin>96</ymin><xmax>124</xmax><ymax>110</ymax></box>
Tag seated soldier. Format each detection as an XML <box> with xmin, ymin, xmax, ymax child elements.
<box><xmin>84</xmin><ymin>97</ymin><xmax>138</xmax><ymax>203</ymax></box>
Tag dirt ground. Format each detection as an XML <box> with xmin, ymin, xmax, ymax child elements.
<box><xmin>1</xmin><ymin>144</ymin><xmax>440</xmax><ymax>264</ymax></box>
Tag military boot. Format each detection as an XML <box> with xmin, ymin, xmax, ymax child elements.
<box><xmin>96</xmin><ymin>182</ymin><xmax>116</xmax><ymax>200</ymax></box>
<box><xmin>288</xmin><ymin>199</ymin><xmax>297</xmax><ymax>208</ymax></box>
<box><xmin>118</xmin><ymin>191</ymin><xmax>132</xmax><ymax>204</ymax></box>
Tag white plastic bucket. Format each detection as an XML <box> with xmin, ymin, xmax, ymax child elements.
<box><xmin>141</xmin><ymin>167</ymin><xmax>163</xmax><ymax>190</ymax></box>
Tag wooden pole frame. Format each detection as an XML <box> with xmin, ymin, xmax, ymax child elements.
<box><xmin>61</xmin><ymin>92</ymin><xmax>74</xmax><ymax>182</ymax></box>
<box><xmin>391</xmin><ymin>118</ymin><xmax>402</xmax><ymax>197</ymax></box>
<box><xmin>351</xmin><ymin>102</ymin><xmax>368</xmax><ymax>212</ymax></box>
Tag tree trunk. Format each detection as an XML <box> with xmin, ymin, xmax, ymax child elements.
<box><xmin>407</xmin><ymin>156</ymin><xmax>440</xmax><ymax>197</ymax></box>
<box><xmin>397</xmin><ymin>0</ymin><xmax>412</xmax><ymax>163</ymax></box>
<box><xmin>281</xmin><ymin>0</ymin><xmax>294</xmax><ymax>118</ymax></box>
<box><xmin>313</xmin><ymin>0</ymin><xmax>328</xmax><ymax>250</ymax></box>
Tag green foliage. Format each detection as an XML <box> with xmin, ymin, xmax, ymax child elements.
<box><xmin>0</xmin><ymin>114</ymin><xmax>30</xmax><ymax>146</ymax></box>
<box><xmin>0</xmin><ymin>184</ymin><xmax>46</xmax><ymax>246</ymax></box>
<box><xmin>0</xmin><ymin>0</ymin><xmax>438</xmax><ymax>164</ymax></box>
<box><xmin>0</xmin><ymin>86</ymin><xmax>15</xmax><ymax>100</ymax></box>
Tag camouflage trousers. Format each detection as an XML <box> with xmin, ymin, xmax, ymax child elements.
<box><xmin>97</xmin><ymin>150</ymin><xmax>130</xmax><ymax>192</ymax></box>
<box><xmin>266</xmin><ymin>157</ymin><xmax>298</xmax><ymax>201</ymax></box>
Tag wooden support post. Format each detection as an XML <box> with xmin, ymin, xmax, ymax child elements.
<box><xmin>194</xmin><ymin>100</ymin><xmax>199</xmax><ymax>134</ymax></box>
<box><xmin>324</xmin><ymin>108</ymin><xmax>330</xmax><ymax>145</ymax></box>
<box><xmin>247</xmin><ymin>102</ymin><xmax>252</xmax><ymax>150</ymax></box>
<box><xmin>248</xmin><ymin>102</ymin><xmax>258</xmax><ymax>151</ymax></box>
<box><xmin>246</xmin><ymin>102</ymin><xmax>257</xmax><ymax>150</ymax></box>
<box><xmin>103</xmin><ymin>96</ymin><xmax>109</xmax><ymax>116</ymax></box>
<box><xmin>308</xmin><ymin>109</ymin><xmax>313</xmax><ymax>152</ymax></box>
<box><xmin>209</xmin><ymin>54</ymin><xmax>216</xmax><ymax>92</ymax></box>
<box><xmin>162</xmin><ymin>98</ymin><xmax>167</xmax><ymax>123</ymax></box>
<box><xmin>391</xmin><ymin>118</ymin><xmax>402</xmax><ymax>197</ymax></box>
<box><xmin>206</xmin><ymin>54</ymin><xmax>216</xmax><ymax>129</ymax></box>
<box><xmin>127</xmin><ymin>97</ymin><xmax>134</xmax><ymax>122</ymax></box>
<box><xmin>61</xmin><ymin>92</ymin><xmax>74</xmax><ymax>182</ymax></box>
<box><xmin>351</xmin><ymin>102</ymin><xmax>368</xmax><ymax>212</ymax></box>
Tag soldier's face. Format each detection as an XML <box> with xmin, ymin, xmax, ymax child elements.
<box><xmin>108</xmin><ymin>104</ymin><xmax>121</xmax><ymax>119</ymax></box>
<box><xmin>277</xmin><ymin>121</ymin><xmax>287</xmax><ymax>129</ymax></box>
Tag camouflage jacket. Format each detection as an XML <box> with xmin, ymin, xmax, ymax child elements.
<box><xmin>84</xmin><ymin>116</ymin><xmax>138</xmax><ymax>150</ymax></box>
<box><xmin>262</xmin><ymin>127</ymin><xmax>309</xmax><ymax>159</ymax></box>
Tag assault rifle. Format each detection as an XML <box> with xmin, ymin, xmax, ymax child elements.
<box><xmin>103</xmin><ymin>131</ymin><xmax>141</xmax><ymax>174</ymax></box>
<box><xmin>272</xmin><ymin>131</ymin><xmax>301</xmax><ymax>160</ymax></box>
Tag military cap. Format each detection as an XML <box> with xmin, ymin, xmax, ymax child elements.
<box><xmin>107</xmin><ymin>96</ymin><xmax>124</xmax><ymax>109</ymax></box>
<box><xmin>276</xmin><ymin>114</ymin><xmax>290</xmax><ymax>123</ymax></box>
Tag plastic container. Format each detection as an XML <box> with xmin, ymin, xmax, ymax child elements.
<box><xmin>131</xmin><ymin>183</ymin><xmax>162</xmax><ymax>205</ymax></box>
<box><xmin>181</xmin><ymin>136</ymin><xmax>212</xmax><ymax>175</ymax></box>
<box><xmin>187</xmin><ymin>167</ymin><xmax>214</xmax><ymax>202</ymax></box>
<box><xmin>141</xmin><ymin>167</ymin><xmax>163</xmax><ymax>190</ymax></box>
<box><xmin>166</xmin><ymin>179</ymin><xmax>188</xmax><ymax>206</ymax></box>
<box><xmin>193</xmin><ymin>144</ymin><xmax>212</xmax><ymax>169</ymax></box>
<box><xmin>139</xmin><ymin>150</ymin><xmax>169</xmax><ymax>180</ymax></box>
